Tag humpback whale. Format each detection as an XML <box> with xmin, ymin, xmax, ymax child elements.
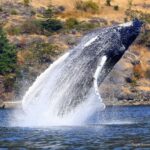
<box><xmin>22</xmin><ymin>19</ymin><xmax>142</xmax><ymax>117</ymax></box>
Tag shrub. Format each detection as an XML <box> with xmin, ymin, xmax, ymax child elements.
<box><xmin>42</xmin><ymin>19</ymin><xmax>63</xmax><ymax>32</ymax></box>
<box><xmin>114</xmin><ymin>5</ymin><xmax>119</xmax><ymax>11</ymax></box>
<box><xmin>65</xmin><ymin>18</ymin><xmax>79</xmax><ymax>29</ymax></box>
<box><xmin>133</xmin><ymin>71</ymin><xmax>141</xmax><ymax>79</ymax></box>
<box><xmin>23</xmin><ymin>0</ymin><xmax>30</xmax><ymax>6</ymax></box>
<box><xmin>11</xmin><ymin>9</ymin><xmax>18</xmax><ymax>15</ymax></box>
<box><xmin>76</xmin><ymin>21</ymin><xmax>99</xmax><ymax>31</ymax></box>
<box><xmin>43</xmin><ymin>6</ymin><xmax>54</xmax><ymax>18</ymax></box>
<box><xmin>106</xmin><ymin>0</ymin><xmax>112</xmax><ymax>6</ymax></box>
<box><xmin>7</xmin><ymin>26</ymin><xmax>21</xmax><ymax>35</ymax></box>
<box><xmin>0</xmin><ymin>27</ymin><xmax>17</xmax><ymax>75</ymax></box>
<box><xmin>4</xmin><ymin>74</ymin><xmax>16</xmax><ymax>92</ymax></box>
<box><xmin>130</xmin><ymin>77</ymin><xmax>137</xmax><ymax>87</ymax></box>
<box><xmin>0</xmin><ymin>7</ymin><xmax>3</xmax><ymax>12</ymax></box>
<box><xmin>75</xmin><ymin>0</ymin><xmax>99</xmax><ymax>14</ymax></box>
<box><xmin>145</xmin><ymin>69</ymin><xmax>150</xmax><ymax>80</ymax></box>
<box><xmin>30</xmin><ymin>43</ymin><xmax>61</xmax><ymax>63</ymax></box>
<box><xmin>31</xmin><ymin>10</ymin><xmax>36</xmax><ymax>16</ymax></box>
<box><xmin>21</xmin><ymin>19</ymin><xmax>43</xmax><ymax>34</ymax></box>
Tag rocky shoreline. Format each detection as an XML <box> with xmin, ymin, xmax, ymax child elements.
<box><xmin>0</xmin><ymin>101</ymin><xmax>21</xmax><ymax>109</ymax></box>
<box><xmin>105</xmin><ymin>100</ymin><xmax>150</xmax><ymax>106</ymax></box>
<box><xmin>0</xmin><ymin>100</ymin><xmax>150</xmax><ymax>109</ymax></box>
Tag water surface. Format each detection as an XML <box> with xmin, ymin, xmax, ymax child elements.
<box><xmin>0</xmin><ymin>106</ymin><xmax>150</xmax><ymax>149</ymax></box>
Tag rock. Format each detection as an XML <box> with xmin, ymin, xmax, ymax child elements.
<box><xmin>117</xmin><ymin>93</ymin><xmax>136</xmax><ymax>101</ymax></box>
<box><xmin>54</xmin><ymin>6</ymin><xmax>65</xmax><ymax>14</ymax></box>
<box><xmin>131</xmin><ymin>60</ymin><xmax>140</xmax><ymax>65</ymax></box>
<box><xmin>37</xmin><ymin>7</ymin><xmax>46</xmax><ymax>14</ymax></box>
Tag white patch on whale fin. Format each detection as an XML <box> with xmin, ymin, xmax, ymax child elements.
<box><xmin>93</xmin><ymin>56</ymin><xmax>107</xmax><ymax>102</ymax></box>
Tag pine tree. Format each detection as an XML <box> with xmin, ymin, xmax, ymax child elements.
<box><xmin>0</xmin><ymin>27</ymin><xmax>17</xmax><ymax>75</ymax></box>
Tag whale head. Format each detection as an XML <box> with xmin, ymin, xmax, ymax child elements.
<box><xmin>91</xmin><ymin>19</ymin><xmax>143</xmax><ymax>85</ymax></box>
<box><xmin>118</xmin><ymin>19</ymin><xmax>143</xmax><ymax>49</ymax></box>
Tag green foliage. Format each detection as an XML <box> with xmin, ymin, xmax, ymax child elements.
<box><xmin>0</xmin><ymin>7</ymin><xmax>3</xmax><ymax>12</ymax></box>
<box><xmin>113</xmin><ymin>5</ymin><xmax>119</xmax><ymax>11</ymax></box>
<box><xmin>11</xmin><ymin>9</ymin><xmax>18</xmax><ymax>15</ymax></box>
<box><xmin>31</xmin><ymin>10</ymin><xmax>36</xmax><ymax>16</ymax></box>
<box><xmin>30</xmin><ymin>43</ymin><xmax>61</xmax><ymax>63</ymax></box>
<box><xmin>130</xmin><ymin>78</ymin><xmax>137</xmax><ymax>87</ymax></box>
<box><xmin>20</xmin><ymin>18</ymin><xmax>63</xmax><ymax>34</ymax></box>
<box><xmin>43</xmin><ymin>6</ymin><xmax>54</xmax><ymax>18</ymax></box>
<box><xmin>125</xmin><ymin>77</ymin><xmax>137</xmax><ymax>86</ymax></box>
<box><xmin>106</xmin><ymin>0</ymin><xmax>112</xmax><ymax>6</ymax></box>
<box><xmin>145</xmin><ymin>69</ymin><xmax>150</xmax><ymax>80</ymax></box>
<box><xmin>0</xmin><ymin>28</ymin><xmax>17</xmax><ymax>75</ymax></box>
<box><xmin>23</xmin><ymin>0</ymin><xmax>30</xmax><ymax>6</ymax></box>
<box><xmin>76</xmin><ymin>21</ymin><xmax>101</xmax><ymax>31</ymax></box>
<box><xmin>65</xmin><ymin>18</ymin><xmax>79</xmax><ymax>29</ymax></box>
<box><xmin>133</xmin><ymin>71</ymin><xmax>141</xmax><ymax>79</ymax></box>
<box><xmin>77</xmin><ymin>22</ymin><xmax>96</xmax><ymax>30</ymax></box>
<box><xmin>64</xmin><ymin>18</ymin><xmax>101</xmax><ymax>31</ymax></box>
<box><xmin>7</xmin><ymin>26</ymin><xmax>21</xmax><ymax>35</ymax></box>
<box><xmin>4</xmin><ymin>74</ymin><xmax>16</xmax><ymax>92</ymax></box>
<box><xmin>75</xmin><ymin>0</ymin><xmax>99</xmax><ymax>14</ymax></box>
<box><xmin>42</xmin><ymin>19</ymin><xmax>63</xmax><ymax>32</ymax></box>
<box><xmin>21</xmin><ymin>19</ymin><xmax>43</xmax><ymax>34</ymax></box>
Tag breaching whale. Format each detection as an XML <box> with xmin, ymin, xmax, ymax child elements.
<box><xmin>22</xmin><ymin>19</ymin><xmax>142</xmax><ymax>117</ymax></box>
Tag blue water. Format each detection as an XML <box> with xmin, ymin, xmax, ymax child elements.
<box><xmin>0</xmin><ymin>106</ymin><xmax>150</xmax><ymax>149</ymax></box>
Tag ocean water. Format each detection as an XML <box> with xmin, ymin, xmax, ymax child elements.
<box><xmin>0</xmin><ymin>106</ymin><xmax>150</xmax><ymax>149</ymax></box>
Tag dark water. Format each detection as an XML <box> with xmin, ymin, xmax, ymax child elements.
<box><xmin>0</xmin><ymin>106</ymin><xmax>150</xmax><ymax>149</ymax></box>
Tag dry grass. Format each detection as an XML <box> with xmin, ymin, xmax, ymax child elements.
<box><xmin>1</xmin><ymin>0</ymin><xmax>149</xmax><ymax>23</ymax></box>
<box><xmin>137</xmin><ymin>86</ymin><xmax>150</xmax><ymax>91</ymax></box>
<box><xmin>132</xmin><ymin>45</ymin><xmax>150</xmax><ymax>71</ymax></box>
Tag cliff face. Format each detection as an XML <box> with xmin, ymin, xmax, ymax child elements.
<box><xmin>0</xmin><ymin>0</ymin><xmax>149</xmax><ymax>104</ymax></box>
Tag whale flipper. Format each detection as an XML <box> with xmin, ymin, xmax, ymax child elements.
<box><xmin>92</xmin><ymin>56</ymin><xmax>107</xmax><ymax>102</ymax></box>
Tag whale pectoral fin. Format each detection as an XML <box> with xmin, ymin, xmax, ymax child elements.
<box><xmin>89</xmin><ymin>77</ymin><xmax>105</xmax><ymax>110</ymax></box>
<box><xmin>93</xmin><ymin>79</ymin><xmax>102</xmax><ymax>102</ymax></box>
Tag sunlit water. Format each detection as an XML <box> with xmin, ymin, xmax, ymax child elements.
<box><xmin>0</xmin><ymin>106</ymin><xmax>150</xmax><ymax>149</ymax></box>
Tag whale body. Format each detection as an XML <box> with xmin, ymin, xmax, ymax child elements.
<box><xmin>22</xmin><ymin>20</ymin><xmax>142</xmax><ymax>116</ymax></box>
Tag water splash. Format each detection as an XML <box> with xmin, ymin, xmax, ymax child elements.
<box><xmin>11</xmin><ymin>54</ymin><xmax>106</xmax><ymax>127</ymax></box>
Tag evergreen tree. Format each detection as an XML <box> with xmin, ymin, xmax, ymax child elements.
<box><xmin>0</xmin><ymin>27</ymin><xmax>17</xmax><ymax>75</ymax></box>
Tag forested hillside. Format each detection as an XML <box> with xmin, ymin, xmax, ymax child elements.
<box><xmin>0</xmin><ymin>0</ymin><xmax>150</xmax><ymax>105</ymax></box>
